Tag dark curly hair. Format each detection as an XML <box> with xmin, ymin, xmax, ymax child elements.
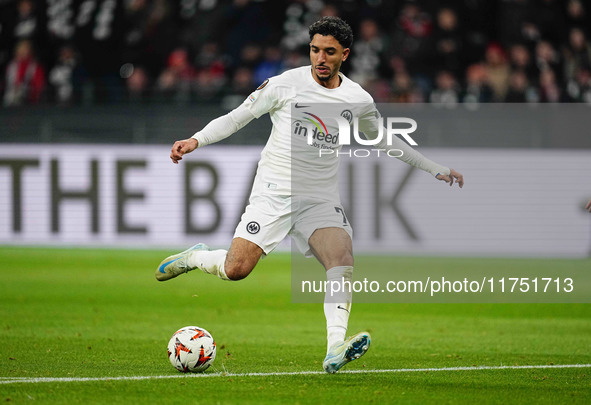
<box><xmin>309</xmin><ymin>16</ymin><xmax>354</xmax><ymax>49</ymax></box>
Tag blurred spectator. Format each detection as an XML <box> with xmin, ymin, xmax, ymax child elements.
<box><xmin>320</xmin><ymin>3</ymin><xmax>339</xmax><ymax>18</ymax></box>
<box><xmin>177</xmin><ymin>0</ymin><xmax>226</xmax><ymax>57</ymax></box>
<box><xmin>484</xmin><ymin>43</ymin><xmax>510</xmax><ymax>101</ymax></box>
<box><xmin>429</xmin><ymin>70</ymin><xmax>460</xmax><ymax>106</ymax></box>
<box><xmin>74</xmin><ymin>0</ymin><xmax>127</xmax><ymax>103</ymax></box>
<box><xmin>563</xmin><ymin>28</ymin><xmax>591</xmax><ymax>81</ymax></box>
<box><xmin>387</xmin><ymin>53</ymin><xmax>429</xmax><ymax>98</ymax></box>
<box><xmin>565</xmin><ymin>0</ymin><xmax>590</xmax><ymax>34</ymax></box>
<box><xmin>1</xmin><ymin>0</ymin><xmax>47</xmax><ymax>72</ymax></box>
<box><xmin>125</xmin><ymin>65</ymin><xmax>151</xmax><ymax>102</ymax></box>
<box><xmin>194</xmin><ymin>42</ymin><xmax>228</xmax><ymax>74</ymax></box>
<box><xmin>509</xmin><ymin>44</ymin><xmax>537</xmax><ymax>83</ymax></box>
<box><xmin>239</xmin><ymin>43</ymin><xmax>263</xmax><ymax>70</ymax></box>
<box><xmin>12</xmin><ymin>0</ymin><xmax>43</xmax><ymax>43</ymax></box>
<box><xmin>281</xmin><ymin>0</ymin><xmax>325</xmax><ymax>52</ymax></box>
<box><xmin>390</xmin><ymin>72</ymin><xmax>422</xmax><ymax>103</ymax></box>
<box><xmin>433</xmin><ymin>7</ymin><xmax>463</xmax><ymax>77</ymax></box>
<box><xmin>224</xmin><ymin>0</ymin><xmax>270</xmax><ymax>67</ymax></box>
<box><xmin>193</xmin><ymin>42</ymin><xmax>228</xmax><ymax>100</ymax></box>
<box><xmin>221</xmin><ymin>66</ymin><xmax>254</xmax><ymax>110</ymax></box>
<box><xmin>538</xmin><ymin>68</ymin><xmax>566</xmax><ymax>102</ymax></box>
<box><xmin>281</xmin><ymin>49</ymin><xmax>308</xmax><ymax>72</ymax></box>
<box><xmin>566</xmin><ymin>68</ymin><xmax>591</xmax><ymax>103</ymax></box>
<box><xmin>462</xmin><ymin>63</ymin><xmax>493</xmax><ymax>104</ymax></box>
<box><xmin>45</xmin><ymin>0</ymin><xmax>75</xmax><ymax>42</ymax></box>
<box><xmin>156</xmin><ymin>48</ymin><xmax>196</xmax><ymax>103</ymax></box>
<box><xmin>48</xmin><ymin>45</ymin><xmax>85</xmax><ymax>105</ymax></box>
<box><xmin>534</xmin><ymin>41</ymin><xmax>563</xmax><ymax>79</ymax></box>
<box><xmin>389</xmin><ymin>55</ymin><xmax>408</xmax><ymax>77</ymax></box>
<box><xmin>349</xmin><ymin>18</ymin><xmax>386</xmax><ymax>86</ymax></box>
<box><xmin>13</xmin><ymin>0</ymin><xmax>47</xmax><ymax>57</ymax></box>
<box><xmin>362</xmin><ymin>78</ymin><xmax>392</xmax><ymax>103</ymax></box>
<box><xmin>194</xmin><ymin>42</ymin><xmax>228</xmax><ymax>100</ymax></box>
<box><xmin>520</xmin><ymin>21</ymin><xmax>542</xmax><ymax>48</ymax></box>
<box><xmin>3</xmin><ymin>39</ymin><xmax>45</xmax><ymax>106</ymax></box>
<box><xmin>254</xmin><ymin>46</ymin><xmax>284</xmax><ymax>85</ymax></box>
<box><xmin>389</xmin><ymin>3</ymin><xmax>434</xmax><ymax>79</ymax></box>
<box><xmin>122</xmin><ymin>0</ymin><xmax>178</xmax><ymax>80</ymax></box>
<box><xmin>505</xmin><ymin>70</ymin><xmax>538</xmax><ymax>102</ymax></box>
<box><xmin>230</xmin><ymin>66</ymin><xmax>254</xmax><ymax>96</ymax></box>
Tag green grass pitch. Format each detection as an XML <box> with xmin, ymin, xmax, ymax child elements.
<box><xmin>0</xmin><ymin>247</ymin><xmax>590</xmax><ymax>404</ymax></box>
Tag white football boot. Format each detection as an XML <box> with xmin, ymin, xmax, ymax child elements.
<box><xmin>323</xmin><ymin>331</ymin><xmax>371</xmax><ymax>373</ymax></box>
<box><xmin>155</xmin><ymin>243</ymin><xmax>210</xmax><ymax>281</ymax></box>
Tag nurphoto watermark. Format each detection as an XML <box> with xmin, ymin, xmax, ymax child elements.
<box><xmin>291</xmin><ymin>102</ymin><xmax>418</xmax><ymax>158</ymax></box>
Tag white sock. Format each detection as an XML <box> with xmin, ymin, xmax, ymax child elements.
<box><xmin>324</xmin><ymin>266</ymin><xmax>353</xmax><ymax>352</ymax></box>
<box><xmin>187</xmin><ymin>249</ymin><xmax>230</xmax><ymax>281</ymax></box>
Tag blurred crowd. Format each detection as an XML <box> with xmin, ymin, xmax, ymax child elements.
<box><xmin>1</xmin><ymin>0</ymin><xmax>591</xmax><ymax>108</ymax></box>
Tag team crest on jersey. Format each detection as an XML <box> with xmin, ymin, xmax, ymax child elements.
<box><xmin>246</xmin><ymin>221</ymin><xmax>260</xmax><ymax>234</ymax></box>
<box><xmin>256</xmin><ymin>79</ymin><xmax>269</xmax><ymax>91</ymax></box>
<box><xmin>341</xmin><ymin>109</ymin><xmax>353</xmax><ymax>124</ymax></box>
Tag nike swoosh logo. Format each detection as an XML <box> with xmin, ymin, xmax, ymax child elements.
<box><xmin>294</xmin><ymin>103</ymin><xmax>310</xmax><ymax>109</ymax></box>
<box><xmin>337</xmin><ymin>305</ymin><xmax>350</xmax><ymax>313</ymax></box>
<box><xmin>159</xmin><ymin>257</ymin><xmax>181</xmax><ymax>273</ymax></box>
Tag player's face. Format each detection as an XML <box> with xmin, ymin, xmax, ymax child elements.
<box><xmin>309</xmin><ymin>34</ymin><xmax>350</xmax><ymax>86</ymax></box>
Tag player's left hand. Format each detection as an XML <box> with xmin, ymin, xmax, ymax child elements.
<box><xmin>585</xmin><ymin>199</ymin><xmax>591</xmax><ymax>212</ymax></box>
<box><xmin>170</xmin><ymin>138</ymin><xmax>198</xmax><ymax>164</ymax></box>
<box><xmin>436</xmin><ymin>168</ymin><xmax>464</xmax><ymax>188</ymax></box>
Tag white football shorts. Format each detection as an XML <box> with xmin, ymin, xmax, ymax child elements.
<box><xmin>233</xmin><ymin>193</ymin><xmax>353</xmax><ymax>258</ymax></box>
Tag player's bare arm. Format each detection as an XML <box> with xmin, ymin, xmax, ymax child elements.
<box><xmin>586</xmin><ymin>198</ymin><xmax>591</xmax><ymax>212</ymax></box>
<box><xmin>436</xmin><ymin>168</ymin><xmax>464</xmax><ymax>188</ymax></box>
<box><xmin>170</xmin><ymin>138</ymin><xmax>198</xmax><ymax>164</ymax></box>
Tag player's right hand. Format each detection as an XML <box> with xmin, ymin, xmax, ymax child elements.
<box><xmin>436</xmin><ymin>168</ymin><xmax>464</xmax><ymax>188</ymax></box>
<box><xmin>170</xmin><ymin>138</ymin><xmax>198</xmax><ymax>164</ymax></box>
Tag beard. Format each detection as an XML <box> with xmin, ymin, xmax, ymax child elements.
<box><xmin>314</xmin><ymin>66</ymin><xmax>334</xmax><ymax>82</ymax></box>
<box><xmin>316</xmin><ymin>72</ymin><xmax>331</xmax><ymax>81</ymax></box>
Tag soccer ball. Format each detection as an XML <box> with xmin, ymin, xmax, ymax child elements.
<box><xmin>167</xmin><ymin>326</ymin><xmax>216</xmax><ymax>372</ymax></box>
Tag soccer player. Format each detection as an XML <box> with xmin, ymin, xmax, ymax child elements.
<box><xmin>156</xmin><ymin>16</ymin><xmax>464</xmax><ymax>373</ymax></box>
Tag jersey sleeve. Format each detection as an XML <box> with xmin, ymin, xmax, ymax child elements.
<box><xmin>191</xmin><ymin>76</ymin><xmax>291</xmax><ymax>147</ymax></box>
<box><xmin>356</xmin><ymin>102</ymin><xmax>382</xmax><ymax>138</ymax></box>
<box><xmin>191</xmin><ymin>104</ymin><xmax>255</xmax><ymax>147</ymax></box>
<box><xmin>242</xmin><ymin>77</ymin><xmax>291</xmax><ymax>119</ymax></box>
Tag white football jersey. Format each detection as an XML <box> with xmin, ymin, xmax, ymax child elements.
<box><xmin>242</xmin><ymin>65</ymin><xmax>377</xmax><ymax>202</ymax></box>
<box><xmin>193</xmin><ymin>65</ymin><xmax>448</xmax><ymax>203</ymax></box>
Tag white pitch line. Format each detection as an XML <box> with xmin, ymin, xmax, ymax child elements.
<box><xmin>1</xmin><ymin>364</ymin><xmax>589</xmax><ymax>385</ymax></box>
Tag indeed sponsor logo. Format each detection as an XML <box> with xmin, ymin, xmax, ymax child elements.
<box><xmin>293</xmin><ymin>117</ymin><xmax>338</xmax><ymax>146</ymax></box>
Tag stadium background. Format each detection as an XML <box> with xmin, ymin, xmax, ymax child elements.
<box><xmin>0</xmin><ymin>2</ymin><xmax>590</xmax><ymax>403</ymax></box>
<box><xmin>1</xmin><ymin>0</ymin><xmax>590</xmax><ymax>257</ymax></box>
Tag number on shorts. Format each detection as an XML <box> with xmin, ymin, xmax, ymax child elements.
<box><xmin>334</xmin><ymin>207</ymin><xmax>348</xmax><ymax>225</ymax></box>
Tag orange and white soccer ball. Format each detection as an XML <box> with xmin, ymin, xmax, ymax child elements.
<box><xmin>167</xmin><ymin>326</ymin><xmax>216</xmax><ymax>372</ymax></box>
